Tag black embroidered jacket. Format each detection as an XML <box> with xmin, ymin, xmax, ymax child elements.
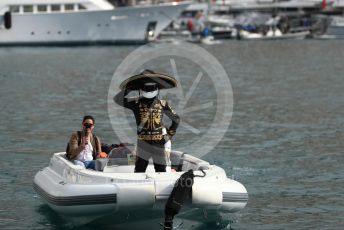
<box><xmin>114</xmin><ymin>90</ymin><xmax>180</xmax><ymax>141</ymax></box>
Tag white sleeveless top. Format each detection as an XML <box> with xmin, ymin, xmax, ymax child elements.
<box><xmin>76</xmin><ymin>143</ymin><xmax>94</xmax><ymax>162</ymax></box>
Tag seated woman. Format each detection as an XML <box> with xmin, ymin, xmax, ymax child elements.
<box><xmin>66</xmin><ymin>115</ymin><xmax>102</xmax><ymax>170</ymax></box>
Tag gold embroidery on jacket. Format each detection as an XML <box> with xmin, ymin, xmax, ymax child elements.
<box><xmin>138</xmin><ymin>134</ymin><xmax>163</xmax><ymax>141</ymax></box>
<box><xmin>138</xmin><ymin>102</ymin><xmax>162</xmax><ymax>133</ymax></box>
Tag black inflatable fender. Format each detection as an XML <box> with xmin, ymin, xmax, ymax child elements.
<box><xmin>4</xmin><ymin>11</ymin><xmax>11</xmax><ymax>29</ymax></box>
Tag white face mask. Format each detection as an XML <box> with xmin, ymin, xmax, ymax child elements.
<box><xmin>140</xmin><ymin>89</ymin><xmax>158</xmax><ymax>98</ymax></box>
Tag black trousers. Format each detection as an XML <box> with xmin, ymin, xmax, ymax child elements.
<box><xmin>135</xmin><ymin>139</ymin><xmax>166</xmax><ymax>173</ymax></box>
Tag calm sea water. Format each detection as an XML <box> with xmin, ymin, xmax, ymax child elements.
<box><xmin>0</xmin><ymin>40</ymin><xmax>343</xmax><ymax>230</ymax></box>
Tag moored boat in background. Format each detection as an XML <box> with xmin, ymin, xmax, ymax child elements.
<box><xmin>316</xmin><ymin>15</ymin><xmax>344</xmax><ymax>39</ymax></box>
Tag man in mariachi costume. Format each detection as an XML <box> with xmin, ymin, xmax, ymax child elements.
<box><xmin>114</xmin><ymin>70</ymin><xmax>180</xmax><ymax>172</ymax></box>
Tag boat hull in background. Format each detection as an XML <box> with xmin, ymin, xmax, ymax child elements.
<box><xmin>0</xmin><ymin>3</ymin><xmax>188</xmax><ymax>45</ymax></box>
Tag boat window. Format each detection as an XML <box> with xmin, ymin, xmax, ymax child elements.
<box><xmin>51</xmin><ymin>4</ymin><xmax>61</xmax><ymax>12</ymax></box>
<box><xmin>77</xmin><ymin>4</ymin><xmax>87</xmax><ymax>11</ymax></box>
<box><xmin>181</xmin><ymin>11</ymin><xmax>194</xmax><ymax>17</ymax></box>
<box><xmin>65</xmin><ymin>4</ymin><xmax>74</xmax><ymax>11</ymax></box>
<box><xmin>10</xmin><ymin>5</ymin><xmax>20</xmax><ymax>13</ymax></box>
<box><xmin>23</xmin><ymin>5</ymin><xmax>33</xmax><ymax>13</ymax></box>
<box><xmin>37</xmin><ymin>5</ymin><xmax>47</xmax><ymax>12</ymax></box>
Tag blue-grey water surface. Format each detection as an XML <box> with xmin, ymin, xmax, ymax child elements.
<box><xmin>0</xmin><ymin>40</ymin><xmax>343</xmax><ymax>229</ymax></box>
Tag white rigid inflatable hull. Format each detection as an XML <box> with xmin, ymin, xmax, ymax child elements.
<box><xmin>33</xmin><ymin>152</ymin><xmax>248</xmax><ymax>224</ymax></box>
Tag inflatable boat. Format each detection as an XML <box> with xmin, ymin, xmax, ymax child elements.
<box><xmin>33</xmin><ymin>150</ymin><xmax>248</xmax><ymax>227</ymax></box>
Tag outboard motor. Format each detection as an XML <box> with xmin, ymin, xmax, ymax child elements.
<box><xmin>163</xmin><ymin>170</ymin><xmax>194</xmax><ymax>230</ymax></box>
<box><xmin>4</xmin><ymin>11</ymin><xmax>11</xmax><ymax>29</ymax></box>
<box><xmin>163</xmin><ymin>169</ymin><xmax>207</xmax><ymax>229</ymax></box>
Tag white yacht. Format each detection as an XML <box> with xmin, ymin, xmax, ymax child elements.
<box><xmin>0</xmin><ymin>0</ymin><xmax>189</xmax><ymax>45</ymax></box>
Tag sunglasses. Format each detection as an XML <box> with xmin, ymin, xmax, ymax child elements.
<box><xmin>83</xmin><ymin>123</ymin><xmax>94</xmax><ymax>128</ymax></box>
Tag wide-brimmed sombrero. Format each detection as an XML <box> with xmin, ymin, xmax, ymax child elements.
<box><xmin>119</xmin><ymin>69</ymin><xmax>178</xmax><ymax>90</ymax></box>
